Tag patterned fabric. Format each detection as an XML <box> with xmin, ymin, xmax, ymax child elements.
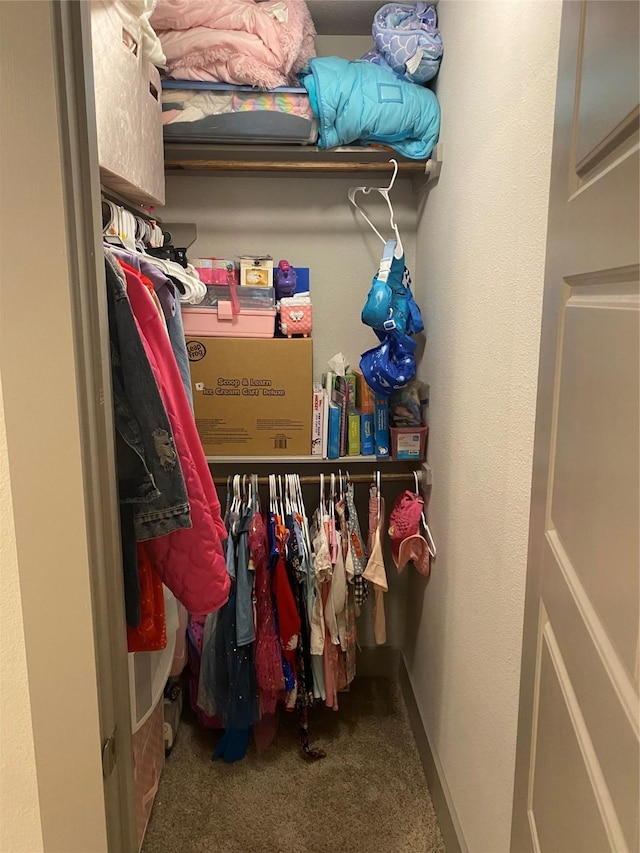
<box><xmin>345</xmin><ymin>482</ymin><xmax>368</xmax><ymax>575</ymax></box>
<box><xmin>370</xmin><ymin>2</ymin><xmax>443</xmax><ymax>84</ymax></box>
<box><xmin>354</xmin><ymin>575</ymin><xmax>370</xmax><ymax>607</ymax></box>
<box><xmin>343</xmin><ymin>583</ymin><xmax>358</xmax><ymax>687</ymax></box>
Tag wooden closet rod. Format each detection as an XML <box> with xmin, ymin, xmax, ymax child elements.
<box><xmin>165</xmin><ymin>159</ymin><xmax>430</xmax><ymax>174</ymax></box>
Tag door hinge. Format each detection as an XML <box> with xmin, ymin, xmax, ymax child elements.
<box><xmin>102</xmin><ymin>725</ymin><xmax>117</xmax><ymax>778</ymax></box>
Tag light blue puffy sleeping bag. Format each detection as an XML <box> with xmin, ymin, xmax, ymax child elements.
<box><xmin>301</xmin><ymin>57</ymin><xmax>440</xmax><ymax>160</ymax></box>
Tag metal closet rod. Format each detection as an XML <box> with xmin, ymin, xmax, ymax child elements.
<box><xmin>233</xmin><ymin>471</ymin><xmax>423</xmax><ymax>486</ymax></box>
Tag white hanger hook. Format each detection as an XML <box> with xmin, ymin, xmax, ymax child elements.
<box><xmin>385</xmin><ymin>159</ymin><xmax>399</xmax><ymax>193</ymax></box>
<box><xmin>348</xmin><ymin>159</ymin><xmax>403</xmax><ymax>257</ymax></box>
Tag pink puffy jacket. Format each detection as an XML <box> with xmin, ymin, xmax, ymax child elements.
<box><xmin>123</xmin><ymin>265</ymin><xmax>230</xmax><ymax>615</ymax></box>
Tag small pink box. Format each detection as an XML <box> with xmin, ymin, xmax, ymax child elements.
<box><xmin>182</xmin><ymin>305</ymin><xmax>276</xmax><ymax>338</ymax></box>
<box><xmin>192</xmin><ymin>258</ymin><xmax>239</xmax><ymax>286</ymax></box>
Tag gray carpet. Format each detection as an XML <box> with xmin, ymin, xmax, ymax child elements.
<box><xmin>142</xmin><ymin>676</ymin><xmax>445</xmax><ymax>853</ymax></box>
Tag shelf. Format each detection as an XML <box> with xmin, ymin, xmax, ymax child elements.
<box><xmin>209</xmin><ymin>454</ymin><xmax>414</xmax><ymax>464</ymax></box>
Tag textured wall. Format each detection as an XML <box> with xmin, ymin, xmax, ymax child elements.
<box><xmin>403</xmin><ymin>2</ymin><xmax>562</xmax><ymax>851</ymax></box>
<box><xmin>0</xmin><ymin>375</ymin><xmax>44</xmax><ymax>852</ymax></box>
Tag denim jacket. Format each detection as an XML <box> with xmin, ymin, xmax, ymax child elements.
<box><xmin>105</xmin><ymin>254</ymin><xmax>192</xmax><ymax>540</ymax></box>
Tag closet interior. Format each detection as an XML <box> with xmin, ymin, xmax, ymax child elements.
<box><xmin>90</xmin><ymin>1</ymin><xmax>442</xmax><ymax>848</ymax></box>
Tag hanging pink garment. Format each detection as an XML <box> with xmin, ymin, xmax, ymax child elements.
<box><xmin>122</xmin><ymin>264</ymin><xmax>229</xmax><ymax>615</ymax></box>
<box><xmin>250</xmin><ymin>511</ymin><xmax>284</xmax><ymax>715</ymax></box>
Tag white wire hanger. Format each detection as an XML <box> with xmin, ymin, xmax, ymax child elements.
<box><xmin>413</xmin><ymin>470</ymin><xmax>436</xmax><ymax>559</ymax></box>
<box><xmin>348</xmin><ymin>159</ymin><xmax>403</xmax><ymax>258</ymax></box>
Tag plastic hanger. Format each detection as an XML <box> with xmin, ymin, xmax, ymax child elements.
<box><xmin>296</xmin><ymin>474</ymin><xmax>313</xmax><ymax>560</ymax></box>
<box><xmin>348</xmin><ymin>159</ymin><xmax>403</xmax><ymax>258</ymax></box>
<box><xmin>231</xmin><ymin>474</ymin><xmax>241</xmax><ymax>516</ymax></box>
<box><xmin>269</xmin><ymin>474</ymin><xmax>276</xmax><ymax>515</ymax></box>
<box><xmin>413</xmin><ymin>469</ymin><xmax>437</xmax><ymax>558</ymax></box>
<box><xmin>223</xmin><ymin>475</ymin><xmax>232</xmax><ymax>524</ymax></box>
<box><xmin>277</xmin><ymin>474</ymin><xmax>285</xmax><ymax>519</ymax></box>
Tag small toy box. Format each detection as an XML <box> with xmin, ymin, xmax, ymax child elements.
<box><xmin>240</xmin><ymin>255</ymin><xmax>273</xmax><ymax>287</ymax></box>
<box><xmin>278</xmin><ymin>295</ymin><xmax>312</xmax><ymax>338</ymax></box>
<box><xmin>390</xmin><ymin>425</ymin><xmax>429</xmax><ymax>460</ymax></box>
<box><xmin>182</xmin><ymin>284</ymin><xmax>275</xmax><ymax>338</ymax></box>
<box><xmin>192</xmin><ymin>258</ymin><xmax>239</xmax><ymax>286</ymax></box>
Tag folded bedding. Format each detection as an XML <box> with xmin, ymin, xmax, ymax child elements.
<box><xmin>151</xmin><ymin>0</ymin><xmax>316</xmax><ymax>88</ymax></box>
<box><xmin>162</xmin><ymin>87</ymin><xmax>315</xmax><ymax>125</ymax></box>
<box><xmin>161</xmin><ymin>80</ymin><xmax>318</xmax><ymax>143</ymax></box>
<box><xmin>301</xmin><ymin>57</ymin><xmax>440</xmax><ymax>159</ymax></box>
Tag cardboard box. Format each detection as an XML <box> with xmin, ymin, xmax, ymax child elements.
<box><xmin>187</xmin><ymin>337</ymin><xmax>312</xmax><ymax>456</ymax></box>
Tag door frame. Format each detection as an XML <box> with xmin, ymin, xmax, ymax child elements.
<box><xmin>52</xmin><ymin>1</ymin><xmax>137</xmax><ymax>848</ymax></box>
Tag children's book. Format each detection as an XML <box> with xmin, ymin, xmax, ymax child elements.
<box><xmin>348</xmin><ymin>412</ymin><xmax>361</xmax><ymax>456</ymax></box>
<box><xmin>332</xmin><ymin>376</ymin><xmax>349</xmax><ymax>457</ymax></box>
<box><xmin>374</xmin><ymin>396</ymin><xmax>390</xmax><ymax>459</ymax></box>
<box><xmin>312</xmin><ymin>383</ymin><xmax>323</xmax><ymax>456</ymax></box>
<box><xmin>327</xmin><ymin>402</ymin><xmax>341</xmax><ymax>459</ymax></box>
<box><xmin>321</xmin><ymin>389</ymin><xmax>329</xmax><ymax>458</ymax></box>
<box><xmin>360</xmin><ymin>412</ymin><xmax>374</xmax><ymax>456</ymax></box>
<box><xmin>354</xmin><ymin>368</ymin><xmax>375</xmax><ymax>414</ymax></box>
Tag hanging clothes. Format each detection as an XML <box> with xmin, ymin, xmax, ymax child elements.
<box><xmin>189</xmin><ymin>471</ymin><xmax>421</xmax><ymax>762</ymax></box>
<box><xmin>363</xmin><ymin>480</ymin><xmax>388</xmax><ymax>646</ymax></box>
<box><xmin>251</xmin><ymin>509</ymin><xmax>284</xmax><ymax>715</ymax></box>
<box><xmin>126</xmin><ymin>542</ymin><xmax>167</xmax><ymax>652</ymax></box>
<box><xmin>108</xmin><ymin>245</ymin><xmax>194</xmax><ymax>408</ymax></box>
<box><xmin>105</xmin><ymin>254</ymin><xmax>191</xmax><ymax>631</ymax></box>
<box><xmin>345</xmin><ymin>479</ymin><xmax>369</xmax><ymax>609</ymax></box>
<box><xmin>118</xmin><ymin>257</ymin><xmax>230</xmax><ymax>615</ymax></box>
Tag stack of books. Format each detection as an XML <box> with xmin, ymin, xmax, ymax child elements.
<box><xmin>311</xmin><ymin>369</ymin><xmax>390</xmax><ymax>459</ymax></box>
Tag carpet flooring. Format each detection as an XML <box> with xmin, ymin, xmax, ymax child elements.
<box><xmin>142</xmin><ymin>676</ymin><xmax>445</xmax><ymax>853</ymax></box>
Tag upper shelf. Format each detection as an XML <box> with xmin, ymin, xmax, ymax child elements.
<box><xmin>164</xmin><ymin>142</ymin><xmax>443</xmax><ymax>182</ymax></box>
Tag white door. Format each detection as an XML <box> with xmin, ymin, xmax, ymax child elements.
<box><xmin>511</xmin><ymin>2</ymin><xmax>639</xmax><ymax>852</ymax></box>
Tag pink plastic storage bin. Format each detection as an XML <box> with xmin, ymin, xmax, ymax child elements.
<box><xmin>182</xmin><ymin>305</ymin><xmax>275</xmax><ymax>338</ymax></box>
<box><xmin>192</xmin><ymin>258</ymin><xmax>239</xmax><ymax>286</ymax></box>
<box><xmin>390</xmin><ymin>425</ymin><xmax>429</xmax><ymax>460</ymax></box>
<box><xmin>132</xmin><ymin>696</ymin><xmax>164</xmax><ymax>849</ymax></box>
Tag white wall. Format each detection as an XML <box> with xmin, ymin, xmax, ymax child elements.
<box><xmin>0</xmin><ymin>374</ymin><xmax>44</xmax><ymax>853</ymax></box>
<box><xmin>403</xmin><ymin>2</ymin><xmax>562</xmax><ymax>851</ymax></box>
<box><xmin>0</xmin><ymin>3</ymin><xmax>108</xmax><ymax>850</ymax></box>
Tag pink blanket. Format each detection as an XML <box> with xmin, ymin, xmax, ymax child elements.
<box><xmin>152</xmin><ymin>0</ymin><xmax>316</xmax><ymax>89</ymax></box>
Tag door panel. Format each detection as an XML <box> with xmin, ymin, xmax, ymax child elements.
<box><xmin>575</xmin><ymin>0</ymin><xmax>639</xmax><ymax>173</ymax></box>
<box><xmin>531</xmin><ymin>625</ymin><xmax>613</xmax><ymax>853</ymax></box>
<box><xmin>511</xmin><ymin>2</ymin><xmax>639</xmax><ymax>851</ymax></box>
<box><xmin>551</xmin><ymin>276</ymin><xmax>640</xmax><ymax>676</ymax></box>
<box><xmin>542</xmin><ymin>538</ymin><xmax>639</xmax><ymax>850</ymax></box>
